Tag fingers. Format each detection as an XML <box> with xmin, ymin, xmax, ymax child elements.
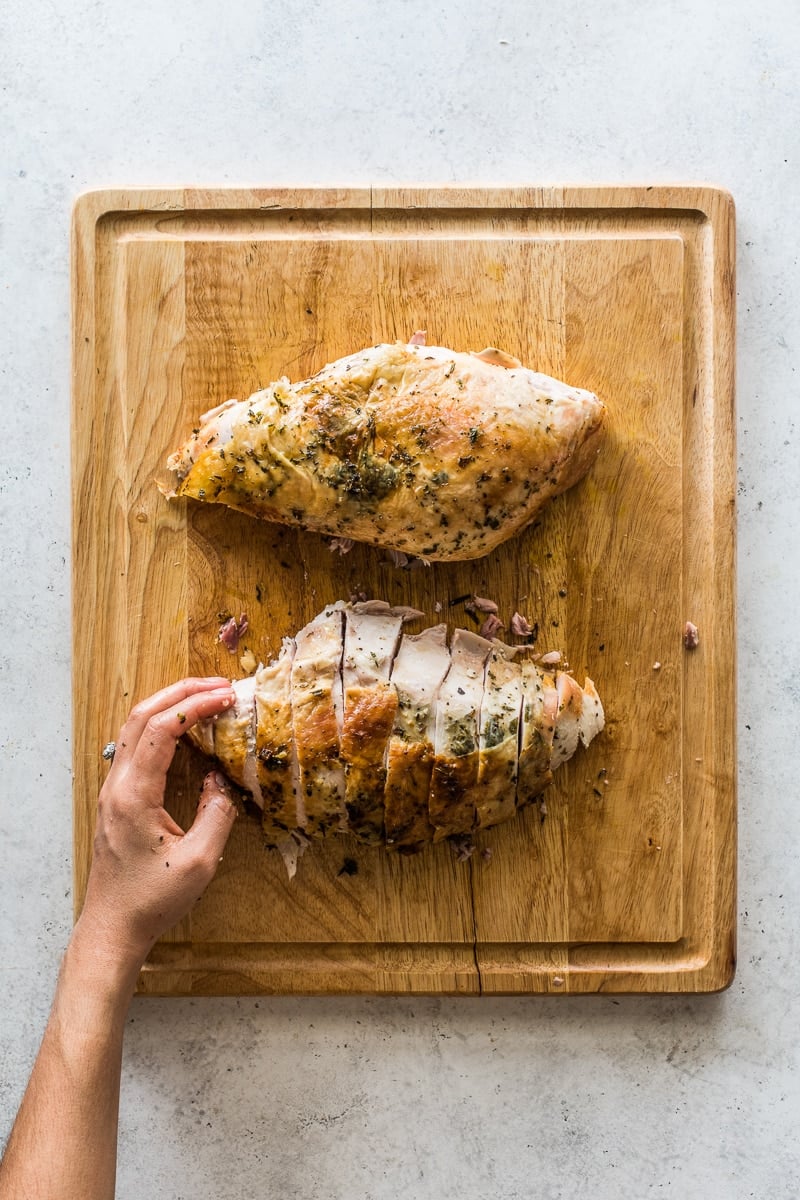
<box><xmin>127</xmin><ymin>686</ymin><xmax>236</xmax><ymax>795</ymax></box>
<box><xmin>114</xmin><ymin>676</ymin><xmax>232</xmax><ymax>767</ymax></box>
<box><xmin>182</xmin><ymin>771</ymin><xmax>238</xmax><ymax>874</ymax></box>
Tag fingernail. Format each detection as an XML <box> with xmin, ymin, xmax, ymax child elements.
<box><xmin>202</xmin><ymin>770</ymin><xmax>225</xmax><ymax>793</ymax></box>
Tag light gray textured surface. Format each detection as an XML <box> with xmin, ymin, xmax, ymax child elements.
<box><xmin>0</xmin><ymin>0</ymin><xmax>797</xmax><ymax>1195</ymax></box>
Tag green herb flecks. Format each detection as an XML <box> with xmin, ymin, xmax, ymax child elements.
<box><xmin>447</xmin><ymin>717</ymin><xmax>476</xmax><ymax>757</ymax></box>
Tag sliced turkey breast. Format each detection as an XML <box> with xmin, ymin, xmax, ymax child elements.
<box><xmin>186</xmin><ymin>602</ymin><xmax>604</xmax><ymax>870</ymax></box>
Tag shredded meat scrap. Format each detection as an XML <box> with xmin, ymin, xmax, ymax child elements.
<box><xmin>188</xmin><ymin>600</ymin><xmax>604</xmax><ymax>876</ymax></box>
<box><xmin>218</xmin><ymin>613</ymin><xmax>248</xmax><ymax>652</ymax></box>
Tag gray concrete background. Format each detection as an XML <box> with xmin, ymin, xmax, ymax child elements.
<box><xmin>1</xmin><ymin>1</ymin><xmax>796</xmax><ymax>1196</ymax></box>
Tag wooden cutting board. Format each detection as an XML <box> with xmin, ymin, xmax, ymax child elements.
<box><xmin>71</xmin><ymin>186</ymin><xmax>736</xmax><ymax>995</ymax></box>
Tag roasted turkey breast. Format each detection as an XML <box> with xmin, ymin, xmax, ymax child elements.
<box><xmin>166</xmin><ymin>341</ymin><xmax>606</xmax><ymax>562</ymax></box>
<box><xmin>188</xmin><ymin>602</ymin><xmax>604</xmax><ymax>874</ymax></box>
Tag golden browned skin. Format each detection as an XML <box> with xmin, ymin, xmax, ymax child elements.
<box><xmin>167</xmin><ymin>343</ymin><xmax>606</xmax><ymax>561</ymax></box>
<box><xmin>341</xmin><ymin>684</ymin><xmax>398</xmax><ymax>844</ymax></box>
<box><xmin>384</xmin><ymin>742</ymin><xmax>436</xmax><ymax>851</ymax></box>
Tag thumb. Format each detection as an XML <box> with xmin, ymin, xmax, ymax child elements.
<box><xmin>184</xmin><ymin>771</ymin><xmax>238</xmax><ymax>864</ymax></box>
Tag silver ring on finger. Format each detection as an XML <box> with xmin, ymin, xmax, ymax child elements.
<box><xmin>102</xmin><ymin>741</ymin><xmax>117</xmax><ymax>762</ymax></box>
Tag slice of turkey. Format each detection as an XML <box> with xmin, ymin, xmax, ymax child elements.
<box><xmin>475</xmin><ymin>644</ymin><xmax>524</xmax><ymax>829</ymax></box>
<box><xmin>384</xmin><ymin>623</ymin><xmax>451</xmax><ymax>852</ymax></box>
<box><xmin>429</xmin><ymin>629</ymin><xmax>494</xmax><ymax>840</ymax></box>
<box><xmin>290</xmin><ymin>603</ymin><xmax>347</xmax><ymax>838</ymax></box>
<box><xmin>255</xmin><ymin>638</ymin><xmax>300</xmax><ymax>847</ymax></box>
<box><xmin>340</xmin><ymin>606</ymin><xmax>404</xmax><ymax>843</ymax></box>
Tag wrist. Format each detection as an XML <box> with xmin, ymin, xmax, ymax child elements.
<box><xmin>67</xmin><ymin>913</ymin><xmax>147</xmax><ymax>1005</ymax></box>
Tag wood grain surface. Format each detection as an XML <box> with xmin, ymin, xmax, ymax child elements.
<box><xmin>71</xmin><ymin>186</ymin><xmax>736</xmax><ymax>995</ymax></box>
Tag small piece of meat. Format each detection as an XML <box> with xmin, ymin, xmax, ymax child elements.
<box><xmin>351</xmin><ymin>600</ymin><xmax>424</xmax><ymax>621</ymax></box>
<box><xmin>510</xmin><ymin>612</ymin><xmax>534</xmax><ymax>637</ymax></box>
<box><xmin>329</xmin><ymin>537</ymin><xmax>355</xmax><ymax>555</ymax></box>
<box><xmin>684</xmin><ymin>621</ymin><xmax>700</xmax><ymax>649</ymax></box>
<box><xmin>408</xmin><ymin>330</ymin><xmax>427</xmax><ymax>346</ymax></box>
<box><xmin>450</xmin><ymin>835</ymin><xmax>476</xmax><ymax>862</ymax></box>
<box><xmin>479</xmin><ymin>614</ymin><xmax>505</xmax><ymax>639</ymax></box>
<box><xmin>471</xmin><ymin>347</ymin><xmax>522</xmax><ymax>369</ymax></box>
<box><xmin>218</xmin><ymin>614</ymin><xmax>248</xmax><ymax>652</ymax></box>
<box><xmin>537</xmin><ymin>650</ymin><xmax>562</xmax><ymax>666</ymax></box>
<box><xmin>239</xmin><ymin>648</ymin><xmax>257</xmax><ymax>674</ymax></box>
<box><xmin>472</xmin><ymin>596</ymin><xmax>499</xmax><ymax>614</ymax></box>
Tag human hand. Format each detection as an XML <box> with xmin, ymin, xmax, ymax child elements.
<box><xmin>75</xmin><ymin>677</ymin><xmax>238</xmax><ymax>982</ymax></box>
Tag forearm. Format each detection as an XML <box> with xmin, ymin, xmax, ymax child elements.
<box><xmin>0</xmin><ymin>924</ymin><xmax>139</xmax><ymax>1200</ymax></box>
<box><xmin>0</xmin><ymin>680</ymin><xmax>236</xmax><ymax>1199</ymax></box>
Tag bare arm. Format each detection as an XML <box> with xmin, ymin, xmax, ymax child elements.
<box><xmin>0</xmin><ymin>676</ymin><xmax>239</xmax><ymax>1200</ymax></box>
